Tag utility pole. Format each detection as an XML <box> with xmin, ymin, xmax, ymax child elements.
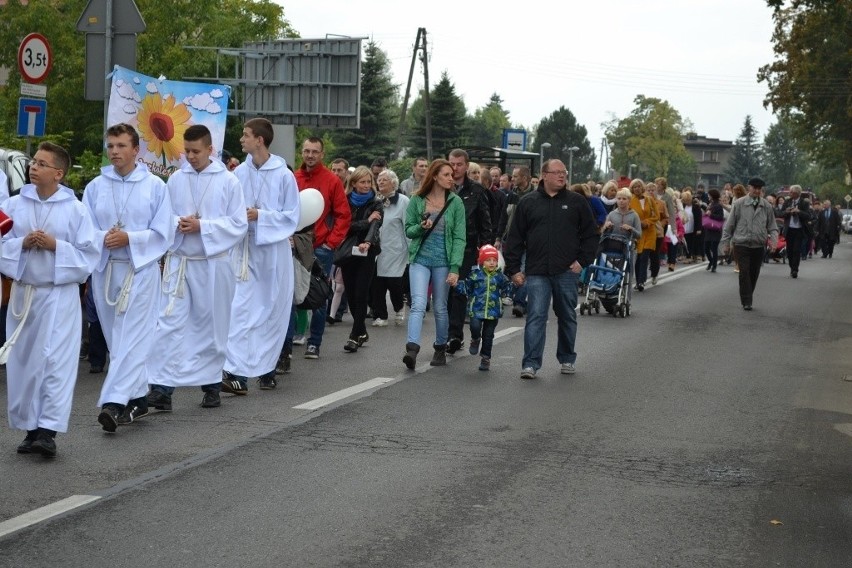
<box><xmin>394</xmin><ymin>28</ymin><xmax>432</xmax><ymax>161</ymax></box>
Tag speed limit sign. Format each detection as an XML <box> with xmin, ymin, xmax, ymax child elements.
<box><xmin>18</xmin><ymin>33</ymin><xmax>52</xmax><ymax>84</ymax></box>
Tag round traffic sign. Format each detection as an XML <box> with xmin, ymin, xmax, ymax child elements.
<box><xmin>18</xmin><ymin>33</ymin><xmax>53</xmax><ymax>84</ymax></box>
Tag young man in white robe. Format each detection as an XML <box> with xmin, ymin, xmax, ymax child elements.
<box><xmin>0</xmin><ymin>142</ymin><xmax>101</xmax><ymax>457</ymax></box>
<box><xmin>82</xmin><ymin>123</ymin><xmax>174</xmax><ymax>432</ymax></box>
<box><xmin>147</xmin><ymin>124</ymin><xmax>247</xmax><ymax>410</ymax></box>
<box><xmin>222</xmin><ymin>118</ymin><xmax>300</xmax><ymax>393</ymax></box>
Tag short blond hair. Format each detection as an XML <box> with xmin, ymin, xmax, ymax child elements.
<box><xmin>616</xmin><ymin>188</ymin><xmax>632</xmax><ymax>199</ymax></box>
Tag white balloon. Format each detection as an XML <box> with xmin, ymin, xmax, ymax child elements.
<box><xmin>297</xmin><ymin>188</ymin><xmax>325</xmax><ymax>231</ymax></box>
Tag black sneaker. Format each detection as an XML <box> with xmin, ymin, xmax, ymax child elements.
<box><xmin>117</xmin><ymin>399</ymin><xmax>149</xmax><ymax>425</ymax></box>
<box><xmin>201</xmin><ymin>391</ymin><xmax>221</xmax><ymax>408</ymax></box>
<box><xmin>146</xmin><ymin>390</ymin><xmax>173</xmax><ymax>412</ymax></box>
<box><xmin>29</xmin><ymin>430</ymin><xmax>57</xmax><ymax>458</ymax></box>
<box><xmin>357</xmin><ymin>333</ymin><xmax>369</xmax><ymax>346</ymax></box>
<box><xmin>511</xmin><ymin>305</ymin><xmax>526</xmax><ymax>317</ymax></box>
<box><xmin>97</xmin><ymin>404</ymin><xmax>122</xmax><ymax>433</ymax></box>
<box><xmin>304</xmin><ymin>344</ymin><xmax>320</xmax><ymax>359</ymax></box>
<box><xmin>343</xmin><ymin>338</ymin><xmax>359</xmax><ymax>352</ymax></box>
<box><xmin>447</xmin><ymin>337</ymin><xmax>463</xmax><ymax>355</ymax></box>
<box><xmin>16</xmin><ymin>430</ymin><xmax>38</xmax><ymax>454</ymax></box>
<box><xmin>221</xmin><ymin>373</ymin><xmax>249</xmax><ymax>396</ymax></box>
<box><xmin>258</xmin><ymin>373</ymin><xmax>277</xmax><ymax>390</ymax></box>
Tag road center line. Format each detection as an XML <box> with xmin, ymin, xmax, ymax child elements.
<box><xmin>0</xmin><ymin>495</ymin><xmax>101</xmax><ymax>539</ymax></box>
<box><xmin>293</xmin><ymin>377</ymin><xmax>397</xmax><ymax>410</ymax></box>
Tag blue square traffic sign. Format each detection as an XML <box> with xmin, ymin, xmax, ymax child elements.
<box><xmin>17</xmin><ymin>97</ymin><xmax>47</xmax><ymax>137</ymax></box>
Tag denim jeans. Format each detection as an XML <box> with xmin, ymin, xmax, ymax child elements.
<box><xmin>407</xmin><ymin>262</ymin><xmax>449</xmax><ymax>346</ymax></box>
<box><xmin>470</xmin><ymin>317</ymin><xmax>498</xmax><ymax>358</ymax></box>
<box><xmin>307</xmin><ymin>246</ymin><xmax>334</xmax><ymax>347</ymax></box>
<box><xmin>523</xmin><ymin>271</ymin><xmax>579</xmax><ymax>371</ymax></box>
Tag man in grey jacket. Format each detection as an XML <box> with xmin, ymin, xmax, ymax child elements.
<box><xmin>720</xmin><ymin>177</ymin><xmax>778</xmax><ymax>311</ymax></box>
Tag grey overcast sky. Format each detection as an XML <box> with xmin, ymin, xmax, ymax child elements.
<box><xmin>277</xmin><ymin>0</ymin><xmax>778</xmax><ymax>155</ymax></box>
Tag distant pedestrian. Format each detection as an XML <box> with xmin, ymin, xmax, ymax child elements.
<box><xmin>720</xmin><ymin>177</ymin><xmax>778</xmax><ymax>311</ymax></box>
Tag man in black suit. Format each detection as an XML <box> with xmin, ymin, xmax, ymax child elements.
<box><xmin>781</xmin><ymin>185</ymin><xmax>812</xmax><ymax>278</ymax></box>
<box><xmin>816</xmin><ymin>199</ymin><xmax>842</xmax><ymax>258</ymax></box>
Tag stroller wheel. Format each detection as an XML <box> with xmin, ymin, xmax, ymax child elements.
<box><xmin>595</xmin><ymin>304</ymin><xmax>600</xmax><ymax>314</ymax></box>
<box><xmin>580</xmin><ymin>305</ymin><xmax>586</xmax><ymax>315</ymax></box>
<box><xmin>625</xmin><ymin>304</ymin><xmax>630</xmax><ymax>317</ymax></box>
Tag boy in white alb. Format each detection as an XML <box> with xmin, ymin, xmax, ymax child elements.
<box><xmin>222</xmin><ymin>118</ymin><xmax>300</xmax><ymax>393</ymax></box>
<box><xmin>0</xmin><ymin>142</ymin><xmax>101</xmax><ymax>457</ymax></box>
<box><xmin>82</xmin><ymin>123</ymin><xmax>174</xmax><ymax>432</ymax></box>
<box><xmin>147</xmin><ymin>125</ymin><xmax>247</xmax><ymax>410</ymax></box>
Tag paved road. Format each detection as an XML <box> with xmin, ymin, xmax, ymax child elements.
<box><xmin>1</xmin><ymin>245</ymin><xmax>851</xmax><ymax>567</ymax></box>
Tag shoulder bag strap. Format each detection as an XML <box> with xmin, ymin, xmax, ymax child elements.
<box><xmin>420</xmin><ymin>197</ymin><xmax>453</xmax><ymax>244</ymax></box>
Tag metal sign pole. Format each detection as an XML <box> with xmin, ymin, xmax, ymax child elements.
<box><xmin>102</xmin><ymin>0</ymin><xmax>113</xmax><ymax>132</ymax></box>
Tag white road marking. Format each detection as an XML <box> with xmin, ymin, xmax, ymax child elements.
<box><xmin>494</xmin><ymin>326</ymin><xmax>524</xmax><ymax>339</ymax></box>
<box><xmin>293</xmin><ymin>377</ymin><xmax>397</xmax><ymax>410</ymax></box>
<box><xmin>0</xmin><ymin>495</ymin><xmax>100</xmax><ymax>539</ymax></box>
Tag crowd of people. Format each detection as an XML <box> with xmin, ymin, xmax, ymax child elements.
<box><xmin>1</xmin><ymin>122</ymin><xmax>841</xmax><ymax>458</ymax></box>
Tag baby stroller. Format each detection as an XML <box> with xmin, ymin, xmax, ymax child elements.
<box><xmin>766</xmin><ymin>233</ymin><xmax>787</xmax><ymax>263</ymax></box>
<box><xmin>580</xmin><ymin>232</ymin><xmax>634</xmax><ymax>318</ymax></box>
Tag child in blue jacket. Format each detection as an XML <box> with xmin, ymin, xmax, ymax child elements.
<box><xmin>454</xmin><ymin>245</ymin><xmax>515</xmax><ymax>371</ymax></box>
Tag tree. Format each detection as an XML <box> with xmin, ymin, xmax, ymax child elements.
<box><xmin>603</xmin><ymin>95</ymin><xmax>695</xmax><ymax>184</ymax></box>
<box><xmin>758</xmin><ymin>0</ymin><xmax>852</xmax><ymax>177</ymax></box>
<box><xmin>329</xmin><ymin>40</ymin><xmax>398</xmax><ymax>167</ymax></box>
<box><xmin>468</xmin><ymin>94</ymin><xmax>511</xmax><ymax>148</ymax></box>
<box><xmin>534</xmin><ymin>106</ymin><xmax>595</xmax><ymax>182</ymax></box>
<box><xmin>724</xmin><ymin>116</ymin><xmax>764</xmax><ymax>186</ymax></box>
<box><xmin>762</xmin><ymin>117</ymin><xmax>807</xmax><ymax>188</ymax></box>
<box><xmin>407</xmin><ymin>71</ymin><xmax>468</xmax><ymax>158</ymax></box>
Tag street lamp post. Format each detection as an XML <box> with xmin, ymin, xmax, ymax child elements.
<box><xmin>567</xmin><ymin>146</ymin><xmax>579</xmax><ymax>186</ymax></box>
<box><xmin>540</xmin><ymin>142</ymin><xmax>551</xmax><ymax>175</ymax></box>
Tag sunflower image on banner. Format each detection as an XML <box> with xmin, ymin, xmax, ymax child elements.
<box><xmin>107</xmin><ymin>65</ymin><xmax>230</xmax><ymax>178</ymax></box>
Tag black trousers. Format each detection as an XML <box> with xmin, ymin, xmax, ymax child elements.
<box><xmin>370</xmin><ymin>275</ymin><xmax>406</xmax><ymax>320</ymax></box>
<box><xmin>448</xmin><ymin>249</ymin><xmax>477</xmax><ymax>341</ymax></box>
<box><xmin>341</xmin><ymin>258</ymin><xmax>375</xmax><ymax>339</ymax></box>
<box><xmin>734</xmin><ymin>245</ymin><xmax>765</xmax><ymax>306</ymax></box>
<box><xmin>785</xmin><ymin>227</ymin><xmax>805</xmax><ymax>273</ymax></box>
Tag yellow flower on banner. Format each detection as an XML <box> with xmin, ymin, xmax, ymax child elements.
<box><xmin>137</xmin><ymin>94</ymin><xmax>191</xmax><ymax>163</ymax></box>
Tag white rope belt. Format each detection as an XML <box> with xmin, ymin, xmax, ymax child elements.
<box><xmin>161</xmin><ymin>251</ymin><xmax>226</xmax><ymax>315</ymax></box>
<box><xmin>237</xmin><ymin>236</ymin><xmax>250</xmax><ymax>282</ymax></box>
<box><xmin>104</xmin><ymin>258</ymin><xmax>134</xmax><ymax>315</ymax></box>
<box><xmin>0</xmin><ymin>282</ymin><xmax>37</xmax><ymax>364</ymax></box>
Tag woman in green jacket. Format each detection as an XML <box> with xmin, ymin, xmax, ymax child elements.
<box><xmin>402</xmin><ymin>159</ymin><xmax>466</xmax><ymax>369</ymax></box>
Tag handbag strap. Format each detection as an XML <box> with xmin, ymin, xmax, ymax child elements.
<box><xmin>420</xmin><ymin>197</ymin><xmax>452</xmax><ymax>244</ymax></box>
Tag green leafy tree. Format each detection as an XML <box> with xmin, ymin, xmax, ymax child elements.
<box><xmin>758</xmin><ymin>0</ymin><xmax>852</xmax><ymax>177</ymax></box>
<box><xmin>762</xmin><ymin>117</ymin><xmax>807</xmax><ymax>188</ymax></box>
<box><xmin>407</xmin><ymin>71</ymin><xmax>468</xmax><ymax>158</ymax></box>
<box><xmin>534</xmin><ymin>106</ymin><xmax>595</xmax><ymax>182</ymax></box>
<box><xmin>603</xmin><ymin>96</ymin><xmax>696</xmax><ymax>183</ymax></box>
<box><xmin>724</xmin><ymin>116</ymin><xmax>764</xmax><ymax>185</ymax></box>
<box><xmin>330</xmin><ymin>40</ymin><xmax>398</xmax><ymax>167</ymax></box>
<box><xmin>468</xmin><ymin>94</ymin><xmax>511</xmax><ymax>148</ymax></box>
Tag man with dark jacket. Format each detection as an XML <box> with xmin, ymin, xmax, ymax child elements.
<box><xmin>816</xmin><ymin>199</ymin><xmax>841</xmax><ymax>258</ymax></box>
<box><xmin>780</xmin><ymin>184</ymin><xmax>811</xmax><ymax>278</ymax></box>
<box><xmin>503</xmin><ymin>159</ymin><xmax>598</xmax><ymax>380</ymax></box>
<box><xmin>446</xmin><ymin>149</ymin><xmax>492</xmax><ymax>354</ymax></box>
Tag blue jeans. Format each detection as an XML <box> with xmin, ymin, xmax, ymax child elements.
<box><xmin>523</xmin><ymin>271</ymin><xmax>579</xmax><ymax>371</ymax></box>
<box><xmin>407</xmin><ymin>262</ymin><xmax>449</xmax><ymax>346</ymax></box>
<box><xmin>307</xmin><ymin>246</ymin><xmax>334</xmax><ymax>347</ymax></box>
<box><xmin>470</xmin><ymin>317</ymin><xmax>498</xmax><ymax>358</ymax></box>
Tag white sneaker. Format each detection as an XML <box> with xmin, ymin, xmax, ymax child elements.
<box><xmin>561</xmin><ymin>363</ymin><xmax>576</xmax><ymax>374</ymax></box>
<box><xmin>292</xmin><ymin>334</ymin><xmax>306</xmax><ymax>346</ymax></box>
<box><xmin>520</xmin><ymin>367</ymin><xmax>536</xmax><ymax>380</ymax></box>
<box><xmin>394</xmin><ymin>310</ymin><xmax>405</xmax><ymax>325</ymax></box>
<box><xmin>372</xmin><ymin>318</ymin><xmax>388</xmax><ymax>327</ymax></box>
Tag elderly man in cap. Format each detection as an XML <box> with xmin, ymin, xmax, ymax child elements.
<box><xmin>720</xmin><ymin>177</ymin><xmax>778</xmax><ymax>311</ymax></box>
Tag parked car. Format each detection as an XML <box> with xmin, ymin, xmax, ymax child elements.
<box><xmin>0</xmin><ymin>148</ymin><xmax>31</xmax><ymax>197</ymax></box>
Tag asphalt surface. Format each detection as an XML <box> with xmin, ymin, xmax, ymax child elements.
<box><xmin>1</xmin><ymin>244</ymin><xmax>851</xmax><ymax>567</ymax></box>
